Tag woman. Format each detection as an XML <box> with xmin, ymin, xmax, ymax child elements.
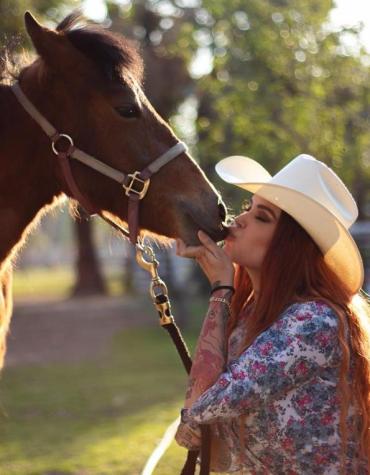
<box><xmin>175</xmin><ymin>154</ymin><xmax>370</xmax><ymax>474</ymax></box>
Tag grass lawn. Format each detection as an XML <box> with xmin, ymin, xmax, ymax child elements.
<box><xmin>0</xmin><ymin>327</ymin><xmax>201</xmax><ymax>475</ymax></box>
<box><xmin>12</xmin><ymin>267</ymin><xmax>125</xmax><ymax>299</ymax></box>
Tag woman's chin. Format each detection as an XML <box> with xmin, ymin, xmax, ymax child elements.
<box><xmin>223</xmin><ymin>240</ymin><xmax>233</xmax><ymax>257</ymax></box>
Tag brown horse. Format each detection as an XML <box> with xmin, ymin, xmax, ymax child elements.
<box><xmin>0</xmin><ymin>12</ymin><xmax>227</xmax><ymax>370</ymax></box>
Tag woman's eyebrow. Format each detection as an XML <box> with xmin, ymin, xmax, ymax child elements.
<box><xmin>256</xmin><ymin>204</ymin><xmax>278</xmax><ymax>220</ymax></box>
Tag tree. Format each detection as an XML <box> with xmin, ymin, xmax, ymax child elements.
<box><xmin>71</xmin><ymin>209</ymin><xmax>107</xmax><ymax>297</ymax></box>
<box><xmin>107</xmin><ymin>0</ymin><xmax>195</xmax><ymax>118</ymax></box>
<box><xmin>167</xmin><ymin>0</ymin><xmax>370</xmax><ymax>214</ymax></box>
<box><xmin>0</xmin><ymin>0</ymin><xmax>78</xmax><ymax>47</ymax></box>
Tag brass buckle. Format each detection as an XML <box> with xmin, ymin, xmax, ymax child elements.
<box><xmin>123</xmin><ymin>171</ymin><xmax>150</xmax><ymax>199</ymax></box>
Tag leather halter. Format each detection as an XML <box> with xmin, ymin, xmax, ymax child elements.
<box><xmin>11</xmin><ymin>82</ymin><xmax>187</xmax><ymax>244</ymax></box>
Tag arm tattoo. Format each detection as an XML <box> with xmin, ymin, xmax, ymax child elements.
<box><xmin>184</xmin><ymin>294</ymin><xmax>231</xmax><ymax>408</ymax></box>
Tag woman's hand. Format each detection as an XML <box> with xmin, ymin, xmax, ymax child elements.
<box><xmin>176</xmin><ymin>230</ymin><xmax>235</xmax><ymax>286</ymax></box>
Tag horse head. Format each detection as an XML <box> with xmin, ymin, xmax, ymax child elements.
<box><xmin>18</xmin><ymin>11</ymin><xmax>228</xmax><ymax>245</ymax></box>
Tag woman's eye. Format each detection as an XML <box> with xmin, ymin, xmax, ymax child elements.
<box><xmin>256</xmin><ymin>215</ymin><xmax>269</xmax><ymax>223</ymax></box>
<box><xmin>115</xmin><ymin>105</ymin><xmax>141</xmax><ymax>119</ymax></box>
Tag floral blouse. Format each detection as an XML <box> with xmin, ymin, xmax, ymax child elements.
<box><xmin>176</xmin><ymin>298</ymin><xmax>368</xmax><ymax>474</ymax></box>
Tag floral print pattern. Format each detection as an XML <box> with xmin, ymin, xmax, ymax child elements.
<box><xmin>182</xmin><ymin>301</ymin><xmax>368</xmax><ymax>474</ymax></box>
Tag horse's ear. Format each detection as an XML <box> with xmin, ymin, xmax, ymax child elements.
<box><xmin>24</xmin><ymin>11</ymin><xmax>61</xmax><ymax>60</ymax></box>
<box><xmin>24</xmin><ymin>11</ymin><xmax>98</xmax><ymax>82</ymax></box>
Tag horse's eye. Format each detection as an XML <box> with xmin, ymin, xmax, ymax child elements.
<box><xmin>115</xmin><ymin>105</ymin><xmax>141</xmax><ymax>119</ymax></box>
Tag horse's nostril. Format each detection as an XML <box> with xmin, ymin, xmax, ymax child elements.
<box><xmin>218</xmin><ymin>202</ymin><xmax>227</xmax><ymax>222</ymax></box>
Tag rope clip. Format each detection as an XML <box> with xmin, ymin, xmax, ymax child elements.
<box><xmin>135</xmin><ymin>241</ymin><xmax>174</xmax><ymax>325</ymax></box>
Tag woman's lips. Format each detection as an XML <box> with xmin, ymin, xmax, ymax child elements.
<box><xmin>225</xmin><ymin>232</ymin><xmax>236</xmax><ymax>241</ymax></box>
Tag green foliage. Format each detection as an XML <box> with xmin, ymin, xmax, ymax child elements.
<box><xmin>0</xmin><ymin>0</ymin><xmax>78</xmax><ymax>46</ymax></box>
<box><xmin>105</xmin><ymin>0</ymin><xmax>369</xmax><ymax>213</ymax></box>
<box><xmin>165</xmin><ymin>0</ymin><xmax>370</xmax><ymax>213</ymax></box>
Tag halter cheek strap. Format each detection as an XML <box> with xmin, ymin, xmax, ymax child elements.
<box><xmin>11</xmin><ymin>82</ymin><xmax>187</xmax><ymax>244</ymax></box>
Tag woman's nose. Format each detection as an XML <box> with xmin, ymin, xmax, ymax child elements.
<box><xmin>230</xmin><ymin>215</ymin><xmax>241</xmax><ymax>228</ymax></box>
<box><xmin>234</xmin><ymin>212</ymin><xmax>248</xmax><ymax>227</ymax></box>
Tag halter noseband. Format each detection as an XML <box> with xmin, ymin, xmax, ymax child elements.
<box><xmin>11</xmin><ymin>82</ymin><xmax>187</xmax><ymax>244</ymax></box>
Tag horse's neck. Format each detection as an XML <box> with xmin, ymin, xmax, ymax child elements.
<box><xmin>0</xmin><ymin>84</ymin><xmax>62</xmax><ymax>268</ymax></box>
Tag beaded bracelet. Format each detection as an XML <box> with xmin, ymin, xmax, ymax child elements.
<box><xmin>209</xmin><ymin>296</ymin><xmax>232</xmax><ymax>313</ymax></box>
<box><xmin>210</xmin><ymin>285</ymin><xmax>235</xmax><ymax>296</ymax></box>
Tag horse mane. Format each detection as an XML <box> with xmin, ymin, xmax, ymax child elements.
<box><xmin>0</xmin><ymin>41</ymin><xmax>23</xmax><ymax>85</ymax></box>
<box><xmin>0</xmin><ymin>52</ymin><xmax>14</xmax><ymax>84</ymax></box>
<box><xmin>57</xmin><ymin>11</ymin><xmax>144</xmax><ymax>84</ymax></box>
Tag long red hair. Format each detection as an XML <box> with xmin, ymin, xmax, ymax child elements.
<box><xmin>228</xmin><ymin>211</ymin><xmax>370</xmax><ymax>467</ymax></box>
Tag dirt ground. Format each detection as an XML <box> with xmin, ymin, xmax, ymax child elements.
<box><xmin>5</xmin><ymin>295</ymin><xmax>156</xmax><ymax>368</ymax></box>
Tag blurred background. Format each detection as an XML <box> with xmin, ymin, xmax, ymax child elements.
<box><xmin>0</xmin><ymin>0</ymin><xmax>369</xmax><ymax>474</ymax></box>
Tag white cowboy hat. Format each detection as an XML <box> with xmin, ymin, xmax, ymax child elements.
<box><xmin>215</xmin><ymin>154</ymin><xmax>364</xmax><ymax>294</ymax></box>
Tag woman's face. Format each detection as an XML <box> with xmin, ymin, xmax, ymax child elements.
<box><xmin>224</xmin><ymin>194</ymin><xmax>281</xmax><ymax>270</ymax></box>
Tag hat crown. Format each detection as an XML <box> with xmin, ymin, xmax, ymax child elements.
<box><xmin>271</xmin><ymin>154</ymin><xmax>358</xmax><ymax>229</ymax></box>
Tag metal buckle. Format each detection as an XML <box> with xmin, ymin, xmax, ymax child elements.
<box><xmin>123</xmin><ymin>171</ymin><xmax>150</xmax><ymax>199</ymax></box>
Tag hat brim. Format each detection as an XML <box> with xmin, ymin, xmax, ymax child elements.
<box><xmin>216</xmin><ymin>157</ymin><xmax>364</xmax><ymax>294</ymax></box>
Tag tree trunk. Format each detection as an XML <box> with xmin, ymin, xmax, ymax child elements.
<box><xmin>122</xmin><ymin>245</ymin><xmax>137</xmax><ymax>295</ymax></box>
<box><xmin>162</xmin><ymin>249</ymin><xmax>190</xmax><ymax>329</ymax></box>
<box><xmin>71</xmin><ymin>208</ymin><xmax>107</xmax><ymax>297</ymax></box>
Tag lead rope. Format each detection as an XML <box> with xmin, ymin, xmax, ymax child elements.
<box><xmin>136</xmin><ymin>242</ymin><xmax>211</xmax><ymax>475</ymax></box>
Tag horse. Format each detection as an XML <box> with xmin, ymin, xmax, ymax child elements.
<box><xmin>0</xmin><ymin>11</ymin><xmax>227</xmax><ymax>371</ymax></box>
